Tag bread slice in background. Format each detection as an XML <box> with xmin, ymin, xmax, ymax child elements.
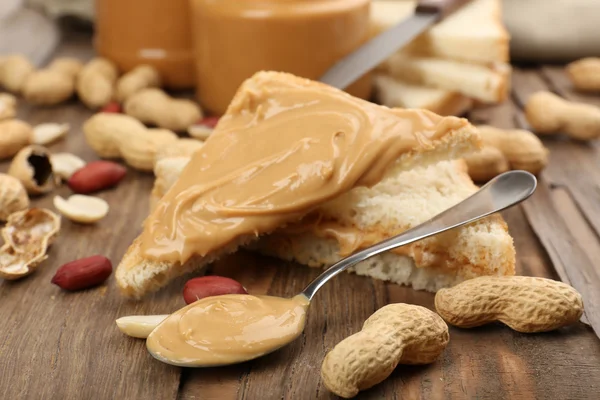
<box><xmin>373</xmin><ymin>74</ymin><xmax>473</xmax><ymax>116</ymax></box>
<box><xmin>116</xmin><ymin>71</ymin><xmax>482</xmax><ymax>298</ymax></box>
<box><xmin>254</xmin><ymin>160</ymin><xmax>515</xmax><ymax>292</ymax></box>
<box><xmin>369</xmin><ymin>0</ymin><xmax>509</xmax><ymax>64</ymax></box>
<box><xmin>370</xmin><ymin>0</ymin><xmax>510</xmax><ymax>104</ymax></box>
<box><xmin>380</xmin><ymin>55</ymin><xmax>511</xmax><ymax>103</ymax></box>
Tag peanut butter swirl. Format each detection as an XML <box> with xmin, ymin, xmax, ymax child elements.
<box><xmin>146</xmin><ymin>294</ymin><xmax>309</xmax><ymax>367</ymax></box>
<box><xmin>140</xmin><ymin>72</ymin><xmax>468</xmax><ymax>264</ymax></box>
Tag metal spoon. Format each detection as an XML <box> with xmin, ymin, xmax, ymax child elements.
<box><xmin>301</xmin><ymin>169</ymin><xmax>537</xmax><ymax>300</ymax></box>
<box><xmin>146</xmin><ymin>170</ymin><xmax>537</xmax><ymax>367</ymax></box>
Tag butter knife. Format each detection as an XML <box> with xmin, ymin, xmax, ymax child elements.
<box><xmin>319</xmin><ymin>0</ymin><xmax>472</xmax><ymax>90</ymax></box>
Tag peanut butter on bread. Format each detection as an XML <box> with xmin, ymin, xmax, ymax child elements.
<box><xmin>116</xmin><ymin>71</ymin><xmax>480</xmax><ymax>298</ymax></box>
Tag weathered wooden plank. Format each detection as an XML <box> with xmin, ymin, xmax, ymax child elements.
<box><xmin>471</xmin><ymin>68</ymin><xmax>600</xmax><ymax>332</ymax></box>
<box><xmin>178</xmin><ymin>208</ymin><xmax>600</xmax><ymax>400</ymax></box>
<box><xmin>0</xmin><ymin>132</ymin><xmax>184</xmax><ymax>399</ymax></box>
<box><xmin>531</xmin><ymin>67</ymin><xmax>600</xmax><ymax>238</ymax></box>
<box><xmin>520</xmin><ymin>182</ymin><xmax>600</xmax><ymax>338</ymax></box>
<box><xmin>543</xmin><ymin>143</ymin><xmax>600</xmax><ymax>239</ymax></box>
<box><xmin>0</xmin><ymin>34</ymin><xmax>185</xmax><ymax>398</ymax></box>
<box><xmin>511</xmin><ymin>68</ymin><xmax>600</xmax><ymax>236</ymax></box>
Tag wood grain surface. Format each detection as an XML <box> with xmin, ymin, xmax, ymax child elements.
<box><xmin>1</xmin><ymin>30</ymin><xmax>599</xmax><ymax>400</ymax></box>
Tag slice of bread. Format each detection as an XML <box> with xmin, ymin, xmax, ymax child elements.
<box><xmin>254</xmin><ymin>160</ymin><xmax>515</xmax><ymax>292</ymax></box>
<box><xmin>380</xmin><ymin>55</ymin><xmax>511</xmax><ymax>103</ymax></box>
<box><xmin>116</xmin><ymin>72</ymin><xmax>482</xmax><ymax>298</ymax></box>
<box><xmin>369</xmin><ymin>0</ymin><xmax>509</xmax><ymax>64</ymax></box>
<box><xmin>373</xmin><ymin>74</ymin><xmax>473</xmax><ymax>116</ymax></box>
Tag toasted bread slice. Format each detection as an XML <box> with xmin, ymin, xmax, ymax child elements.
<box><xmin>373</xmin><ymin>74</ymin><xmax>473</xmax><ymax>116</ymax></box>
<box><xmin>254</xmin><ymin>160</ymin><xmax>515</xmax><ymax>292</ymax></box>
<box><xmin>369</xmin><ymin>0</ymin><xmax>509</xmax><ymax>64</ymax></box>
<box><xmin>117</xmin><ymin>71</ymin><xmax>481</xmax><ymax>298</ymax></box>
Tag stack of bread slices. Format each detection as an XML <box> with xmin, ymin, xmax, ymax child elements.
<box><xmin>120</xmin><ymin>72</ymin><xmax>516</xmax><ymax>298</ymax></box>
<box><xmin>371</xmin><ymin>0</ymin><xmax>510</xmax><ymax>116</ymax></box>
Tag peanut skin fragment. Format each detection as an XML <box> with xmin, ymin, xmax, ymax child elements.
<box><xmin>321</xmin><ymin>303</ymin><xmax>449</xmax><ymax>399</ymax></box>
<box><xmin>435</xmin><ymin>276</ymin><xmax>583</xmax><ymax>333</ymax></box>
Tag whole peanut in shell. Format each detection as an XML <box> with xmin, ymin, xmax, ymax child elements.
<box><xmin>0</xmin><ymin>55</ymin><xmax>35</xmax><ymax>93</ymax></box>
<box><xmin>525</xmin><ymin>91</ymin><xmax>600</xmax><ymax>140</ymax></box>
<box><xmin>321</xmin><ymin>303</ymin><xmax>449</xmax><ymax>398</ymax></box>
<box><xmin>566</xmin><ymin>57</ymin><xmax>600</xmax><ymax>92</ymax></box>
<box><xmin>76</xmin><ymin>58</ymin><xmax>119</xmax><ymax>109</ymax></box>
<box><xmin>124</xmin><ymin>88</ymin><xmax>202</xmax><ymax>131</ymax></box>
<box><xmin>23</xmin><ymin>57</ymin><xmax>83</xmax><ymax>105</ymax></box>
<box><xmin>435</xmin><ymin>276</ymin><xmax>583</xmax><ymax>333</ymax></box>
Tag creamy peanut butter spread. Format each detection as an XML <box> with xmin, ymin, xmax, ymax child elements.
<box><xmin>146</xmin><ymin>294</ymin><xmax>309</xmax><ymax>367</ymax></box>
<box><xmin>140</xmin><ymin>72</ymin><xmax>468</xmax><ymax>264</ymax></box>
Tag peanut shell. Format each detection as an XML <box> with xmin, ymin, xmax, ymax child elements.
<box><xmin>0</xmin><ymin>119</ymin><xmax>33</xmax><ymax>160</ymax></box>
<box><xmin>7</xmin><ymin>145</ymin><xmax>55</xmax><ymax>195</ymax></box>
<box><xmin>435</xmin><ymin>276</ymin><xmax>584</xmax><ymax>333</ymax></box>
<box><xmin>0</xmin><ymin>208</ymin><xmax>61</xmax><ymax>280</ymax></box>
<box><xmin>0</xmin><ymin>173</ymin><xmax>29</xmax><ymax>221</ymax></box>
<box><xmin>321</xmin><ymin>303</ymin><xmax>449</xmax><ymax>398</ymax></box>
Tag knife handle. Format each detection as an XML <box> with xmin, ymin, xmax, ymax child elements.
<box><xmin>416</xmin><ymin>0</ymin><xmax>471</xmax><ymax>20</ymax></box>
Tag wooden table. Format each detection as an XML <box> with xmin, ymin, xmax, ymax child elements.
<box><xmin>1</xmin><ymin>29</ymin><xmax>600</xmax><ymax>400</ymax></box>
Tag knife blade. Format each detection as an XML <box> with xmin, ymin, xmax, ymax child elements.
<box><xmin>319</xmin><ymin>0</ymin><xmax>472</xmax><ymax>90</ymax></box>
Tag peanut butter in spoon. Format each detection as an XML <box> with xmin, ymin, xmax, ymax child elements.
<box><xmin>146</xmin><ymin>294</ymin><xmax>309</xmax><ymax>367</ymax></box>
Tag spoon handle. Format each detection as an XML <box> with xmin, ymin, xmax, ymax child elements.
<box><xmin>301</xmin><ymin>170</ymin><xmax>537</xmax><ymax>300</ymax></box>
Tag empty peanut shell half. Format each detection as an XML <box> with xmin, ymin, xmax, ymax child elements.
<box><xmin>53</xmin><ymin>194</ymin><xmax>109</xmax><ymax>224</ymax></box>
<box><xmin>0</xmin><ymin>208</ymin><xmax>61</xmax><ymax>280</ymax></box>
<box><xmin>7</xmin><ymin>145</ymin><xmax>55</xmax><ymax>195</ymax></box>
<box><xmin>50</xmin><ymin>152</ymin><xmax>86</xmax><ymax>180</ymax></box>
<box><xmin>32</xmin><ymin>123</ymin><xmax>70</xmax><ymax>146</ymax></box>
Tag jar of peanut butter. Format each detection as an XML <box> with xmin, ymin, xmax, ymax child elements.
<box><xmin>94</xmin><ymin>0</ymin><xmax>195</xmax><ymax>89</ymax></box>
<box><xmin>190</xmin><ymin>0</ymin><xmax>371</xmax><ymax>115</ymax></box>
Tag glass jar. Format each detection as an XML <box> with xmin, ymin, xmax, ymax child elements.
<box><xmin>95</xmin><ymin>0</ymin><xmax>195</xmax><ymax>89</ymax></box>
<box><xmin>190</xmin><ymin>0</ymin><xmax>371</xmax><ymax>115</ymax></box>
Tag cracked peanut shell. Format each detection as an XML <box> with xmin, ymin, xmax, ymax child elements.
<box><xmin>0</xmin><ymin>173</ymin><xmax>29</xmax><ymax>221</ymax></box>
<box><xmin>7</xmin><ymin>145</ymin><xmax>56</xmax><ymax>195</ymax></box>
<box><xmin>0</xmin><ymin>208</ymin><xmax>61</xmax><ymax>279</ymax></box>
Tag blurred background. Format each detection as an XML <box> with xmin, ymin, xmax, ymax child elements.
<box><xmin>3</xmin><ymin>0</ymin><xmax>600</xmax><ymax>66</ymax></box>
